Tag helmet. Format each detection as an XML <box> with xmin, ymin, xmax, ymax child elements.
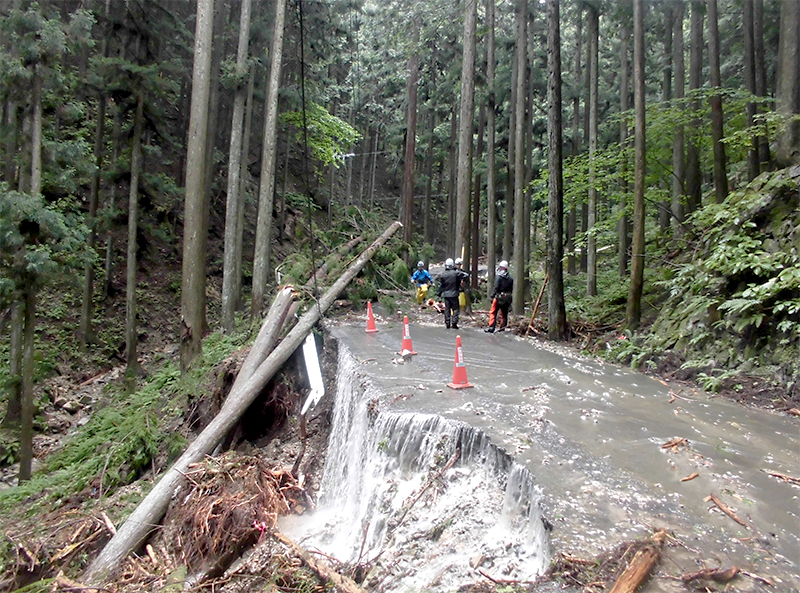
<box><xmin>417</xmin><ymin>261</ymin><xmax>424</xmax><ymax>268</ymax></box>
<box><xmin>445</xmin><ymin>258</ymin><xmax>455</xmax><ymax>269</ymax></box>
<box><xmin>498</xmin><ymin>260</ymin><xmax>508</xmax><ymax>269</ymax></box>
<box><xmin>454</xmin><ymin>257</ymin><xmax>463</xmax><ymax>266</ymax></box>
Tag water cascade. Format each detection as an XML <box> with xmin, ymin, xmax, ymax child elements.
<box><xmin>282</xmin><ymin>345</ymin><xmax>551</xmax><ymax>592</ymax></box>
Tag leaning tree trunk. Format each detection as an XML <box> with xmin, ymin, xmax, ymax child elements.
<box><xmin>83</xmin><ymin>222</ymin><xmax>402</xmax><ymax>586</ymax></box>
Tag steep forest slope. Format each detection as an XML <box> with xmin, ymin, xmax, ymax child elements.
<box><xmin>603</xmin><ymin>166</ymin><xmax>800</xmax><ymax>411</ymax></box>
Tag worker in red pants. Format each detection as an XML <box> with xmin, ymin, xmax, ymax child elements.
<box><xmin>486</xmin><ymin>260</ymin><xmax>513</xmax><ymax>333</ymax></box>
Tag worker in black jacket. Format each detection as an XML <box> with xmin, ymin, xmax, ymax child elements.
<box><xmin>485</xmin><ymin>260</ymin><xmax>513</xmax><ymax>333</ymax></box>
<box><xmin>437</xmin><ymin>258</ymin><xmax>463</xmax><ymax>329</ymax></box>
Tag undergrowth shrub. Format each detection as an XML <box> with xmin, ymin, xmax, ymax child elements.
<box><xmin>0</xmin><ymin>328</ymin><xmax>251</xmax><ymax>514</ymax></box>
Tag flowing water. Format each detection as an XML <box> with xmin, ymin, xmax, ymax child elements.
<box><xmin>282</xmin><ymin>318</ymin><xmax>800</xmax><ymax>592</ymax></box>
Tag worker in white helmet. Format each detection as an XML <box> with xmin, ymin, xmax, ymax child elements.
<box><xmin>436</xmin><ymin>258</ymin><xmax>462</xmax><ymax>329</ymax></box>
<box><xmin>486</xmin><ymin>260</ymin><xmax>513</xmax><ymax>333</ymax></box>
<box><xmin>411</xmin><ymin>260</ymin><xmax>433</xmax><ymax>305</ymax></box>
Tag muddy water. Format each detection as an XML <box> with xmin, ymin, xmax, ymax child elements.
<box><xmin>286</xmin><ymin>319</ymin><xmax>799</xmax><ymax>592</ymax></box>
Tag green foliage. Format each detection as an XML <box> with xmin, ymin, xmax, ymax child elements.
<box><xmin>0</xmin><ymin>328</ymin><xmax>249</xmax><ymax>512</ymax></box>
<box><xmin>390</xmin><ymin>258</ymin><xmax>410</xmax><ymax>288</ymax></box>
<box><xmin>281</xmin><ymin>103</ymin><xmax>361</xmax><ymax>169</ymax></box>
<box><xmin>0</xmin><ymin>430</ymin><xmax>20</xmax><ymax>466</ymax></box>
<box><xmin>640</xmin><ymin>170</ymin><xmax>800</xmax><ymax>375</ymax></box>
<box><xmin>0</xmin><ymin>187</ymin><xmax>89</xmax><ymax>304</ymax></box>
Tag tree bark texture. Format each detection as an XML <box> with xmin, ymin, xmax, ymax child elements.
<box><xmin>568</xmin><ymin>2</ymin><xmax>582</xmax><ymax>276</ymax></box>
<box><xmin>181</xmin><ymin>0</ymin><xmax>215</xmax><ymax>372</ymax></box>
<box><xmin>486</xmin><ymin>0</ymin><xmax>497</xmax><ymax>301</ymax></box>
<box><xmin>707</xmin><ymin>0</ymin><xmax>729</xmax><ymax>203</ymax></box>
<box><xmin>626</xmin><ymin>0</ymin><xmax>646</xmax><ymax>330</ymax></box>
<box><xmin>79</xmin><ymin>85</ymin><xmax>106</xmax><ymax>347</ymax></box>
<box><xmin>504</xmin><ymin>57</ymin><xmax>516</xmax><ymax>264</ymax></box>
<box><xmin>423</xmin><ymin>105</ymin><xmax>436</xmax><ymax>247</ymax></box>
<box><xmin>776</xmin><ymin>0</ymin><xmax>800</xmax><ymax>166</ymax></box>
<box><xmin>401</xmin><ymin>21</ymin><xmax>419</xmax><ymax>251</ymax></box>
<box><xmin>586</xmin><ymin>4</ymin><xmax>599</xmax><ymax>297</ymax></box>
<box><xmin>686</xmin><ymin>0</ymin><xmax>703</xmax><ymax>213</ymax></box>
<box><xmin>608</xmin><ymin>530</ymin><xmax>667</xmax><ymax>593</ymax></box>
<box><xmin>546</xmin><ymin>0</ymin><xmax>567</xmax><ymax>342</ymax></box>
<box><xmin>18</xmin><ymin>286</ymin><xmax>35</xmax><ymax>482</ymax></box>
<box><xmin>511</xmin><ymin>0</ymin><xmax>526</xmax><ymax>316</ymax></box>
<box><xmin>31</xmin><ymin>66</ymin><xmax>42</xmax><ymax>197</ymax></box>
<box><xmin>619</xmin><ymin>12</ymin><xmax>630</xmax><ymax>277</ymax></box>
<box><xmin>2</xmin><ymin>300</ymin><xmax>23</xmax><ymax>427</ymax></box>
<box><xmin>472</xmin><ymin>103</ymin><xmax>486</xmax><ymax>293</ymax></box>
<box><xmin>251</xmin><ymin>0</ymin><xmax>287</xmax><ymax>318</ymax></box>
<box><xmin>447</xmin><ymin>102</ymin><xmax>458</xmax><ymax>253</ymax></box>
<box><xmin>455</xmin><ymin>0</ymin><xmax>477</xmax><ymax>262</ymax></box>
<box><xmin>83</xmin><ymin>222</ymin><xmax>401</xmax><ymax>585</ymax></box>
<box><xmin>743</xmin><ymin>0</ymin><xmax>759</xmax><ymax>181</ymax></box>
<box><xmin>125</xmin><ymin>91</ymin><xmax>145</xmax><ymax>378</ymax></box>
<box><xmin>659</xmin><ymin>2</ymin><xmax>674</xmax><ymax>231</ymax></box>
<box><xmin>235</xmin><ymin>65</ymin><xmax>256</xmax><ymax>309</ymax></box>
<box><xmin>672</xmin><ymin>0</ymin><xmax>685</xmax><ymax>240</ymax></box>
<box><xmin>753</xmin><ymin>0</ymin><xmax>770</xmax><ymax>168</ymax></box>
<box><xmin>222</xmin><ymin>0</ymin><xmax>253</xmax><ymax>333</ymax></box>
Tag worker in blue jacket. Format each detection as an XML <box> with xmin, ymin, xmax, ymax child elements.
<box><xmin>411</xmin><ymin>261</ymin><xmax>433</xmax><ymax>305</ymax></box>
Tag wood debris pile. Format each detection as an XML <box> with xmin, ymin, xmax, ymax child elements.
<box><xmin>545</xmin><ymin>537</ymin><xmax>656</xmax><ymax>592</ymax></box>
<box><xmin>160</xmin><ymin>452</ymin><xmax>309</xmax><ymax>574</ymax></box>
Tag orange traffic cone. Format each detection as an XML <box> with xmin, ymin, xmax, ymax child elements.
<box><xmin>447</xmin><ymin>335</ymin><xmax>474</xmax><ymax>389</ymax></box>
<box><xmin>401</xmin><ymin>316</ymin><xmax>417</xmax><ymax>355</ymax></box>
<box><xmin>366</xmin><ymin>302</ymin><xmax>378</xmax><ymax>333</ymax></box>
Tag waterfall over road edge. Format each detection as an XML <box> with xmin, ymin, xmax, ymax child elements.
<box><xmin>280</xmin><ymin>343</ymin><xmax>552</xmax><ymax>592</ymax></box>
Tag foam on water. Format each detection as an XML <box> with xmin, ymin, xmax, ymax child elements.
<box><xmin>281</xmin><ymin>345</ymin><xmax>551</xmax><ymax>591</ymax></box>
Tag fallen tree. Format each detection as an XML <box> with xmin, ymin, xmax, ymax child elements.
<box><xmin>83</xmin><ymin>221</ymin><xmax>402</xmax><ymax>584</ymax></box>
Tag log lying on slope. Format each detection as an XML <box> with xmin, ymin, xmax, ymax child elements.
<box><xmin>83</xmin><ymin>221</ymin><xmax>402</xmax><ymax>584</ymax></box>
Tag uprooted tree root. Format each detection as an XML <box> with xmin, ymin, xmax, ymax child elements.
<box><xmin>158</xmin><ymin>451</ymin><xmax>310</xmax><ymax>577</ymax></box>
